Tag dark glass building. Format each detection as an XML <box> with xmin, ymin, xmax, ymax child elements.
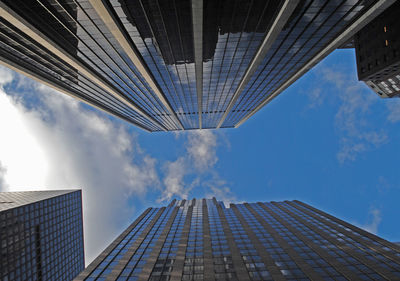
<box><xmin>354</xmin><ymin>0</ymin><xmax>400</xmax><ymax>98</ymax></box>
<box><xmin>76</xmin><ymin>198</ymin><xmax>400</xmax><ymax>281</ymax></box>
<box><xmin>0</xmin><ymin>190</ymin><xmax>84</xmax><ymax>281</ymax></box>
<box><xmin>0</xmin><ymin>0</ymin><xmax>395</xmax><ymax>131</ymax></box>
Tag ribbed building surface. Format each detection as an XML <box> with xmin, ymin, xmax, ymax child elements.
<box><xmin>0</xmin><ymin>0</ymin><xmax>395</xmax><ymax>131</ymax></box>
<box><xmin>0</xmin><ymin>190</ymin><xmax>84</xmax><ymax>281</ymax></box>
<box><xmin>354</xmin><ymin>0</ymin><xmax>400</xmax><ymax>98</ymax></box>
<box><xmin>76</xmin><ymin>198</ymin><xmax>400</xmax><ymax>281</ymax></box>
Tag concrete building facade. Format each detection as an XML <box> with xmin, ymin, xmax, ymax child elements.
<box><xmin>354</xmin><ymin>1</ymin><xmax>400</xmax><ymax>98</ymax></box>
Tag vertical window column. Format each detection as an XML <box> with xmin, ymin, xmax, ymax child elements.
<box><xmin>75</xmin><ymin>208</ymin><xmax>152</xmax><ymax>281</ymax></box>
<box><xmin>245</xmin><ymin>203</ymin><xmax>322</xmax><ymax>280</ymax></box>
<box><xmin>137</xmin><ymin>206</ymin><xmax>180</xmax><ymax>281</ymax></box>
<box><xmin>215</xmin><ymin>199</ymin><xmax>250</xmax><ymax>281</ymax></box>
<box><xmin>230</xmin><ymin>204</ymin><xmax>285</xmax><ymax>280</ymax></box>
<box><xmin>256</xmin><ymin>202</ymin><xmax>367</xmax><ymax>280</ymax></box>
<box><xmin>281</xmin><ymin>201</ymin><xmax>400</xmax><ymax>279</ymax></box>
<box><xmin>107</xmin><ymin>207</ymin><xmax>166</xmax><ymax>280</ymax></box>
<box><xmin>202</xmin><ymin>199</ymin><xmax>215</xmax><ymax>280</ymax></box>
<box><xmin>191</xmin><ymin>0</ymin><xmax>203</xmax><ymax>128</ymax></box>
<box><xmin>292</xmin><ymin>200</ymin><xmax>400</xmax><ymax>262</ymax></box>
<box><xmin>170</xmin><ymin>200</ymin><xmax>194</xmax><ymax>280</ymax></box>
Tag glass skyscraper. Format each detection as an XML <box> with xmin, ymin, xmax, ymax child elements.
<box><xmin>0</xmin><ymin>190</ymin><xmax>84</xmax><ymax>281</ymax></box>
<box><xmin>75</xmin><ymin>198</ymin><xmax>400</xmax><ymax>281</ymax></box>
<box><xmin>0</xmin><ymin>0</ymin><xmax>394</xmax><ymax>131</ymax></box>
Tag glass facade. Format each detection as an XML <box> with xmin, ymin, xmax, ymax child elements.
<box><xmin>108</xmin><ymin>0</ymin><xmax>198</xmax><ymax>129</ymax></box>
<box><xmin>0</xmin><ymin>0</ymin><xmax>391</xmax><ymax>130</ymax></box>
<box><xmin>221</xmin><ymin>0</ymin><xmax>379</xmax><ymax>127</ymax></box>
<box><xmin>76</xmin><ymin>198</ymin><xmax>400</xmax><ymax>281</ymax></box>
<box><xmin>200</xmin><ymin>0</ymin><xmax>282</xmax><ymax>128</ymax></box>
<box><xmin>0</xmin><ymin>190</ymin><xmax>84</xmax><ymax>281</ymax></box>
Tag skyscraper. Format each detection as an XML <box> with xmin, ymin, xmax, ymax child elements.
<box><xmin>0</xmin><ymin>190</ymin><xmax>85</xmax><ymax>281</ymax></box>
<box><xmin>0</xmin><ymin>0</ymin><xmax>395</xmax><ymax>131</ymax></box>
<box><xmin>75</xmin><ymin>198</ymin><xmax>400</xmax><ymax>281</ymax></box>
<box><xmin>354</xmin><ymin>0</ymin><xmax>400</xmax><ymax>98</ymax></box>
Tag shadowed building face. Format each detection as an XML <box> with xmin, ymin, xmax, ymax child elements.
<box><xmin>0</xmin><ymin>0</ymin><xmax>395</xmax><ymax>131</ymax></box>
<box><xmin>0</xmin><ymin>190</ymin><xmax>84</xmax><ymax>281</ymax></box>
<box><xmin>354</xmin><ymin>1</ymin><xmax>400</xmax><ymax>98</ymax></box>
<box><xmin>75</xmin><ymin>198</ymin><xmax>400</xmax><ymax>281</ymax></box>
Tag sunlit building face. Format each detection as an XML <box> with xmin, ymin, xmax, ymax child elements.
<box><xmin>76</xmin><ymin>198</ymin><xmax>400</xmax><ymax>281</ymax></box>
<box><xmin>0</xmin><ymin>0</ymin><xmax>390</xmax><ymax>131</ymax></box>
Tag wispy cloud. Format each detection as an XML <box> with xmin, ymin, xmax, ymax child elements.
<box><xmin>159</xmin><ymin>130</ymin><xmax>234</xmax><ymax>203</ymax></box>
<box><xmin>204</xmin><ymin>173</ymin><xmax>237</xmax><ymax>206</ymax></box>
<box><xmin>306</xmin><ymin>88</ymin><xmax>324</xmax><ymax>109</ymax></box>
<box><xmin>187</xmin><ymin>130</ymin><xmax>218</xmax><ymax>171</ymax></box>
<box><xmin>360</xmin><ymin>208</ymin><xmax>382</xmax><ymax>235</ymax></box>
<box><xmin>306</xmin><ymin>66</ymin><xmax>389</xmax><ymax>163</ymax></box>
<box><xmin>332</xmin><ymin>76</ymin><xmax>388</xmax><ymax>163</ymax></box>
<box><xmin>160</xmin><ymin>157</ymin><xmax>188</xmax><ymax>202</ymax></box>
<box><xmin>0</xmin><ymin>66</ymin><xmax>13</xmax><ymax>85</ymax></box>
<box><xmin>377</xmin><ymin>176</ymin><xmax>393</xmax><ymax>194</ymax></box>
<box><xmin>387</xmin><ymin>99</ymin><xmax>400</xmax><ymax>123</ymax></box>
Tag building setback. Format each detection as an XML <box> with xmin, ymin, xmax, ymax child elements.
<box><xmin>0</xmin><ymin>0</ymin><xmax>396</xmax><ymax>131</ymax></box>
<box><xmin>354</xmin><ymin>0</ymin><xmax>400</xmax><ymax>98</ymax></box>
<box><xmin>76</xmin><ymin>198</ymin><xmax>400</xmax><ymax>281</ymax></box>
<box><xmin>0</xmin><ymin>190</ymin><xmax>84</xmax><ymax>281</ymax></box>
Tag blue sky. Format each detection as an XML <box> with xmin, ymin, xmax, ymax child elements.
<box><xmin>0</xmin><ymin>49</ymin><xmax>399</xmax><ymax>264</ymax></box>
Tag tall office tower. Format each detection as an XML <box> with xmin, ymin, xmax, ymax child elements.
<box><xmin>0</xmin><ymin>190</ymin><xmax>85</xmax><ymax>281</ymax></box>
<box><xmin>354</xmin><ymin>1</ymin><xmax>400</xmax><ymax>98</ymax></box>
<box><xmin>76</xmin><ymin>198</ymin><xmax>400</xmax><ymax>281</ymax></box>
<box><xmin>0</xmin><ymin>0</ymin><xmax>395</xmax><ymax>131</ymax></box>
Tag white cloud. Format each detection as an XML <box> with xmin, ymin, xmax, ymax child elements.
<box><xmin>360</xmin><ymin>208</ymin><xmax>382</xmax><ymax>235</ymax></box>
<box><xmin>204</xmin><ymin>173</ymin><xmax>237</xmax><ymax>207</ymax></box>
<box><xmin>186</xmin><ymin>130</ymin><xmax>218</xmax><ymax>171</ymax></box>
<box><xmin>160</xmin><ymin>157</ymin><xmax>188</xmax><ymax>202</ymax></box>
<box><xmin>0</xmin><ymin>65</ymin><xmax>237</xmax><ymax>265</ymax></box>
<box><xmin>309</xmin><ymin>67</ymin><xmax>388</xmax><ymax>163</ymax></box>
<box><xmin>336</xmin><ymin>140</ymin><xmax>366</xmax><ymax>163</ymax></box>
<box><xmin>159</xmin><ymin>130</ymin><xmax>234</xmax><ymax>203</ymax></box>
<box><xmin>0</xmin><ymin>66</ymin><xmax>13</xmax><ymax>85</ymax></box>
<box><xmin>0</xmin><ymin>67</ymin><xmax>159</xmax><ymax>264</ymax></box>
<box><xmin>334</xmin><ymin>81</ymin><xmax>388</xmax><ymax>163</ymax></box>
<box><xmin>306</xmin><ymin>88</ymin><xmax>324</xmax><ymax>108</ymax></box>
<box><xmin>387</xmin><ymin>99</ymin><xmax>400</xmax><ymax>123</ymax></box>
<box><xmin>0</xmin><ymin>88</ymin><xmax>49</xmax><ymax>189</ymax></box>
